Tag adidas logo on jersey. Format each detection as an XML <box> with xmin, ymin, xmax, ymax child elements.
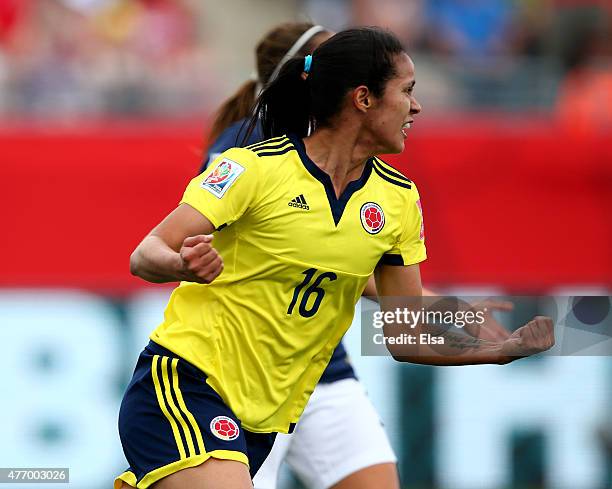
<box><xmin>288</xmin><ymin>194</ymin><xmax>309</xmax><ymax>210</ymax></box>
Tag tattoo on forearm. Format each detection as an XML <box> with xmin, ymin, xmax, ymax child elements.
<box><xmin>438</xmin><ymin>331</ymin><xmax>485</xmax><ymax>350</ymax></box>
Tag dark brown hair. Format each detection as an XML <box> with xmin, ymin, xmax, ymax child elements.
<box><xmin>206</xmin><ymin>22</ymin><xmax>327</xmax><ymax>146</ymax></box>
<box><xmin>250</xmin><ymin>27</ymin><xmax>405</xmax><ymax>139</ymax></box>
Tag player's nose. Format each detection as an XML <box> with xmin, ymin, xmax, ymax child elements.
<box><xmin>410</xmin><ymin>96</ymin><xmax>422</xmax><ymax>115</ymax></box>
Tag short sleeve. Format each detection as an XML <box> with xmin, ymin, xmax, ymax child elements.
<box><xmin>382</xmin><ymin>185</ymin><xmax>427</xmax><ymax>266</ymax></box>
<box><xmin>181</xmin><ymin>148</ymin><xmax>260</xmax><ymax>229</ymax></box>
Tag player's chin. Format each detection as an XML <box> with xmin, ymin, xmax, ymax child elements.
<box><xmin>376</xmin><ymin>133</ymin><xmax>405</xmax><ymax>155</ymax></box>
<box><xmin>386</xmin><ymin>136</ymin><xmax>405</xmax><ymax>154</ymax></box>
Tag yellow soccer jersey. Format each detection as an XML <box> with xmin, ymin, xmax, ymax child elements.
<box><xmin>150</xmin><ymin>134</ymin><xmax>426</xmax><ymax>433</ymax></box>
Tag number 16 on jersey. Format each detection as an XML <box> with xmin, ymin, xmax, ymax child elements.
<box><xmin>287</xmin><ymin>268</ymin><xmax>337</xmax><ymax>318</ymax></box>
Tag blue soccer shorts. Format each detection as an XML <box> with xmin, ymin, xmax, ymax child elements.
<box><xmin>115</xmin><ymin>341</ymin><xmax>277</xmax><ymax>489</ymax></box>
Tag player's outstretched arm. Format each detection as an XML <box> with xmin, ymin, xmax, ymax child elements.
<box><xmin>130</xmin><ymin>203</ymin><xmax>223</xmax><ymax>284</ymax></box>
<box><xmin>364</xmin><ymin>278</ymin><xmax>511</xmax><ymax>341</ymax></box>
<box><xmin>374</xmin><ymin>264</ymin><xmax>554</xmax><ymax>366</ymax></box>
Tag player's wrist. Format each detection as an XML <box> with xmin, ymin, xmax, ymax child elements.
<box><xmin>170</xmin><ymin>251</ymin><xmax>190</xmax><ymax>281</ymax></box>
<box><xmin>496</xmin><ymin>340</ymin><xmax>523</xmax><ymax>365</ymax></box>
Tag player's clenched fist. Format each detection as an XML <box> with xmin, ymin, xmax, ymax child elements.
<box><xmin>178</xmin><ymin>235</ymin><xmax>223</xmax><ymax>284</ymax></box>
<box><xmin>500</xmin><ymin>316</ymin><xmax>555</xmax><ymax>359</ymax></box>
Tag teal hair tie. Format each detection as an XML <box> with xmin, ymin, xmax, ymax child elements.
<box><xmin>304</xmin><ymin>55</ymin><xmax>313</xmax><ymax>74</ymax></box>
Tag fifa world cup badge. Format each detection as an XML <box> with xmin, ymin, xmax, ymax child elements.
<box><xmin>201</xmin><ymin>159</ymin><xmax>245</xmax><ymax>198</ymax></box>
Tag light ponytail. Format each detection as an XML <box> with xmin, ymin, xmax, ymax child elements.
<box><xmin>206</xmin><ymin>79</ymin><xmax>258</xmax><ymax>148</ymax></box>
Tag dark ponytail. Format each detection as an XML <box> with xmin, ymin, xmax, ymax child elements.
<box><xmin>249</xmin><ymin>27</ymin><xmax>405</xmax><ymax>140</ymax></box>
<box><xmin>248</xmin><ymin>57</ymin><xmax>312</xmax><ymax>140</ymax></box>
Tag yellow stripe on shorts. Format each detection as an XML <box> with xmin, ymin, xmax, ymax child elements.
<box><xmin>171</xmin><ymin>358</ymin><xmax>206</xmax><ymax>454</ymax></box>
<box><xmin>160</xmin><ymin>356</ymin><xmax>196</xmax><ymax>457</ymax></box>
<box><xmin>151</xmin><ymin>355</ymin><xmax>186</xmax><ymax>459</ymax></box>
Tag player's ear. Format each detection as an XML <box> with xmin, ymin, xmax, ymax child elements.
<box><xmin>353</xmin><ymin>86</ymin><xmax>371</xmax><ymax>113</ymax></box>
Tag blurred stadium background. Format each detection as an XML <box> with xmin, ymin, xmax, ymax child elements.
<box><xmin>1</xmin><ymin>0</ymin><xmax>611</xmax><ymax>488</ymax></box>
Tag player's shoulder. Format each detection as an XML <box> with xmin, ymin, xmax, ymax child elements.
<box><xmin>371</xmin><ymin>157</ymin><xmax>412</xmax><ymax>188</ymax></box>
<box><xmin>206</xmin><ymin>120</ymin><xmax>249</xmax><ymax>159</ymax></box>
<box><xmin>209</xmin><ymin>146</ymin><xmax>258</xmax><ymax>169</ymax></box>
<box><xmin>370</xmin><ymin>157</ymin><xmax>419</xmax><ymax>198</ymax></box>
<box><xmin>203</xmin><ymin>119</ymin><xmax>263</xmax><ymax>168</ymax></box>
<box><xmin>244</xmin><ymin>135</ymin><xmax>296</xmax><ymax>158</ymax></box>
<box><xmin>207</xmin><ymin>135</ymin><xmax>296</xmax><ymax>181</ymax></box>
<box><xmin>212</xmin><ymin>121</ymin><xmax>245</xmax><ymax>150</ymax></box>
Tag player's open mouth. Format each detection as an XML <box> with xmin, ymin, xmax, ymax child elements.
<box><xmin>401</xmin><ymin>121</ymin><xmax>413</xmax><ymax>137</ymax></box>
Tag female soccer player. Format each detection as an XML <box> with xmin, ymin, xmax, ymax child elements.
<box><xmin>203</xmin><ymin>22</ymin><xmax>402</xmax><ymax>489</ymax></box>
<box><xmin>118</xmin><ymin>26</ymin><xmax>554</xmax><ymax>489</ymax></box>
<box><xmin>200</xmin><ymin>22</ymin><xmax>510</xmax><ymax>489</ymax></box>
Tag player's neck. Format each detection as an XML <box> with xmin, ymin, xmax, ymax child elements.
<box><xmin>304</xmin><ymin>127</ymin><xmax>371</xmax><ymax>197</ymax></box>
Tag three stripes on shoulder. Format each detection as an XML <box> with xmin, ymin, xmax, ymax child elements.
<box><xmin>247</xmin><ymin>136</ymin><xmax>294</xmax><ymax>157</ymax></box>
<box><xmin>371</xmin><ymin>158</ymin><xmax>412</xmax><ymax>190</ymax></box>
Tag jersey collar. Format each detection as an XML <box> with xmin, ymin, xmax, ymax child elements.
<box><xmin>288</xmin><ymin>134</ymin><xmax>374</xmax><ymax>226</ymax></box>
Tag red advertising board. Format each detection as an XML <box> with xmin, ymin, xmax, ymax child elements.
<box><xmin>1</xmin><ymin>119</ymin><xmax>610</xmax><ymax>293</ymax></box>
